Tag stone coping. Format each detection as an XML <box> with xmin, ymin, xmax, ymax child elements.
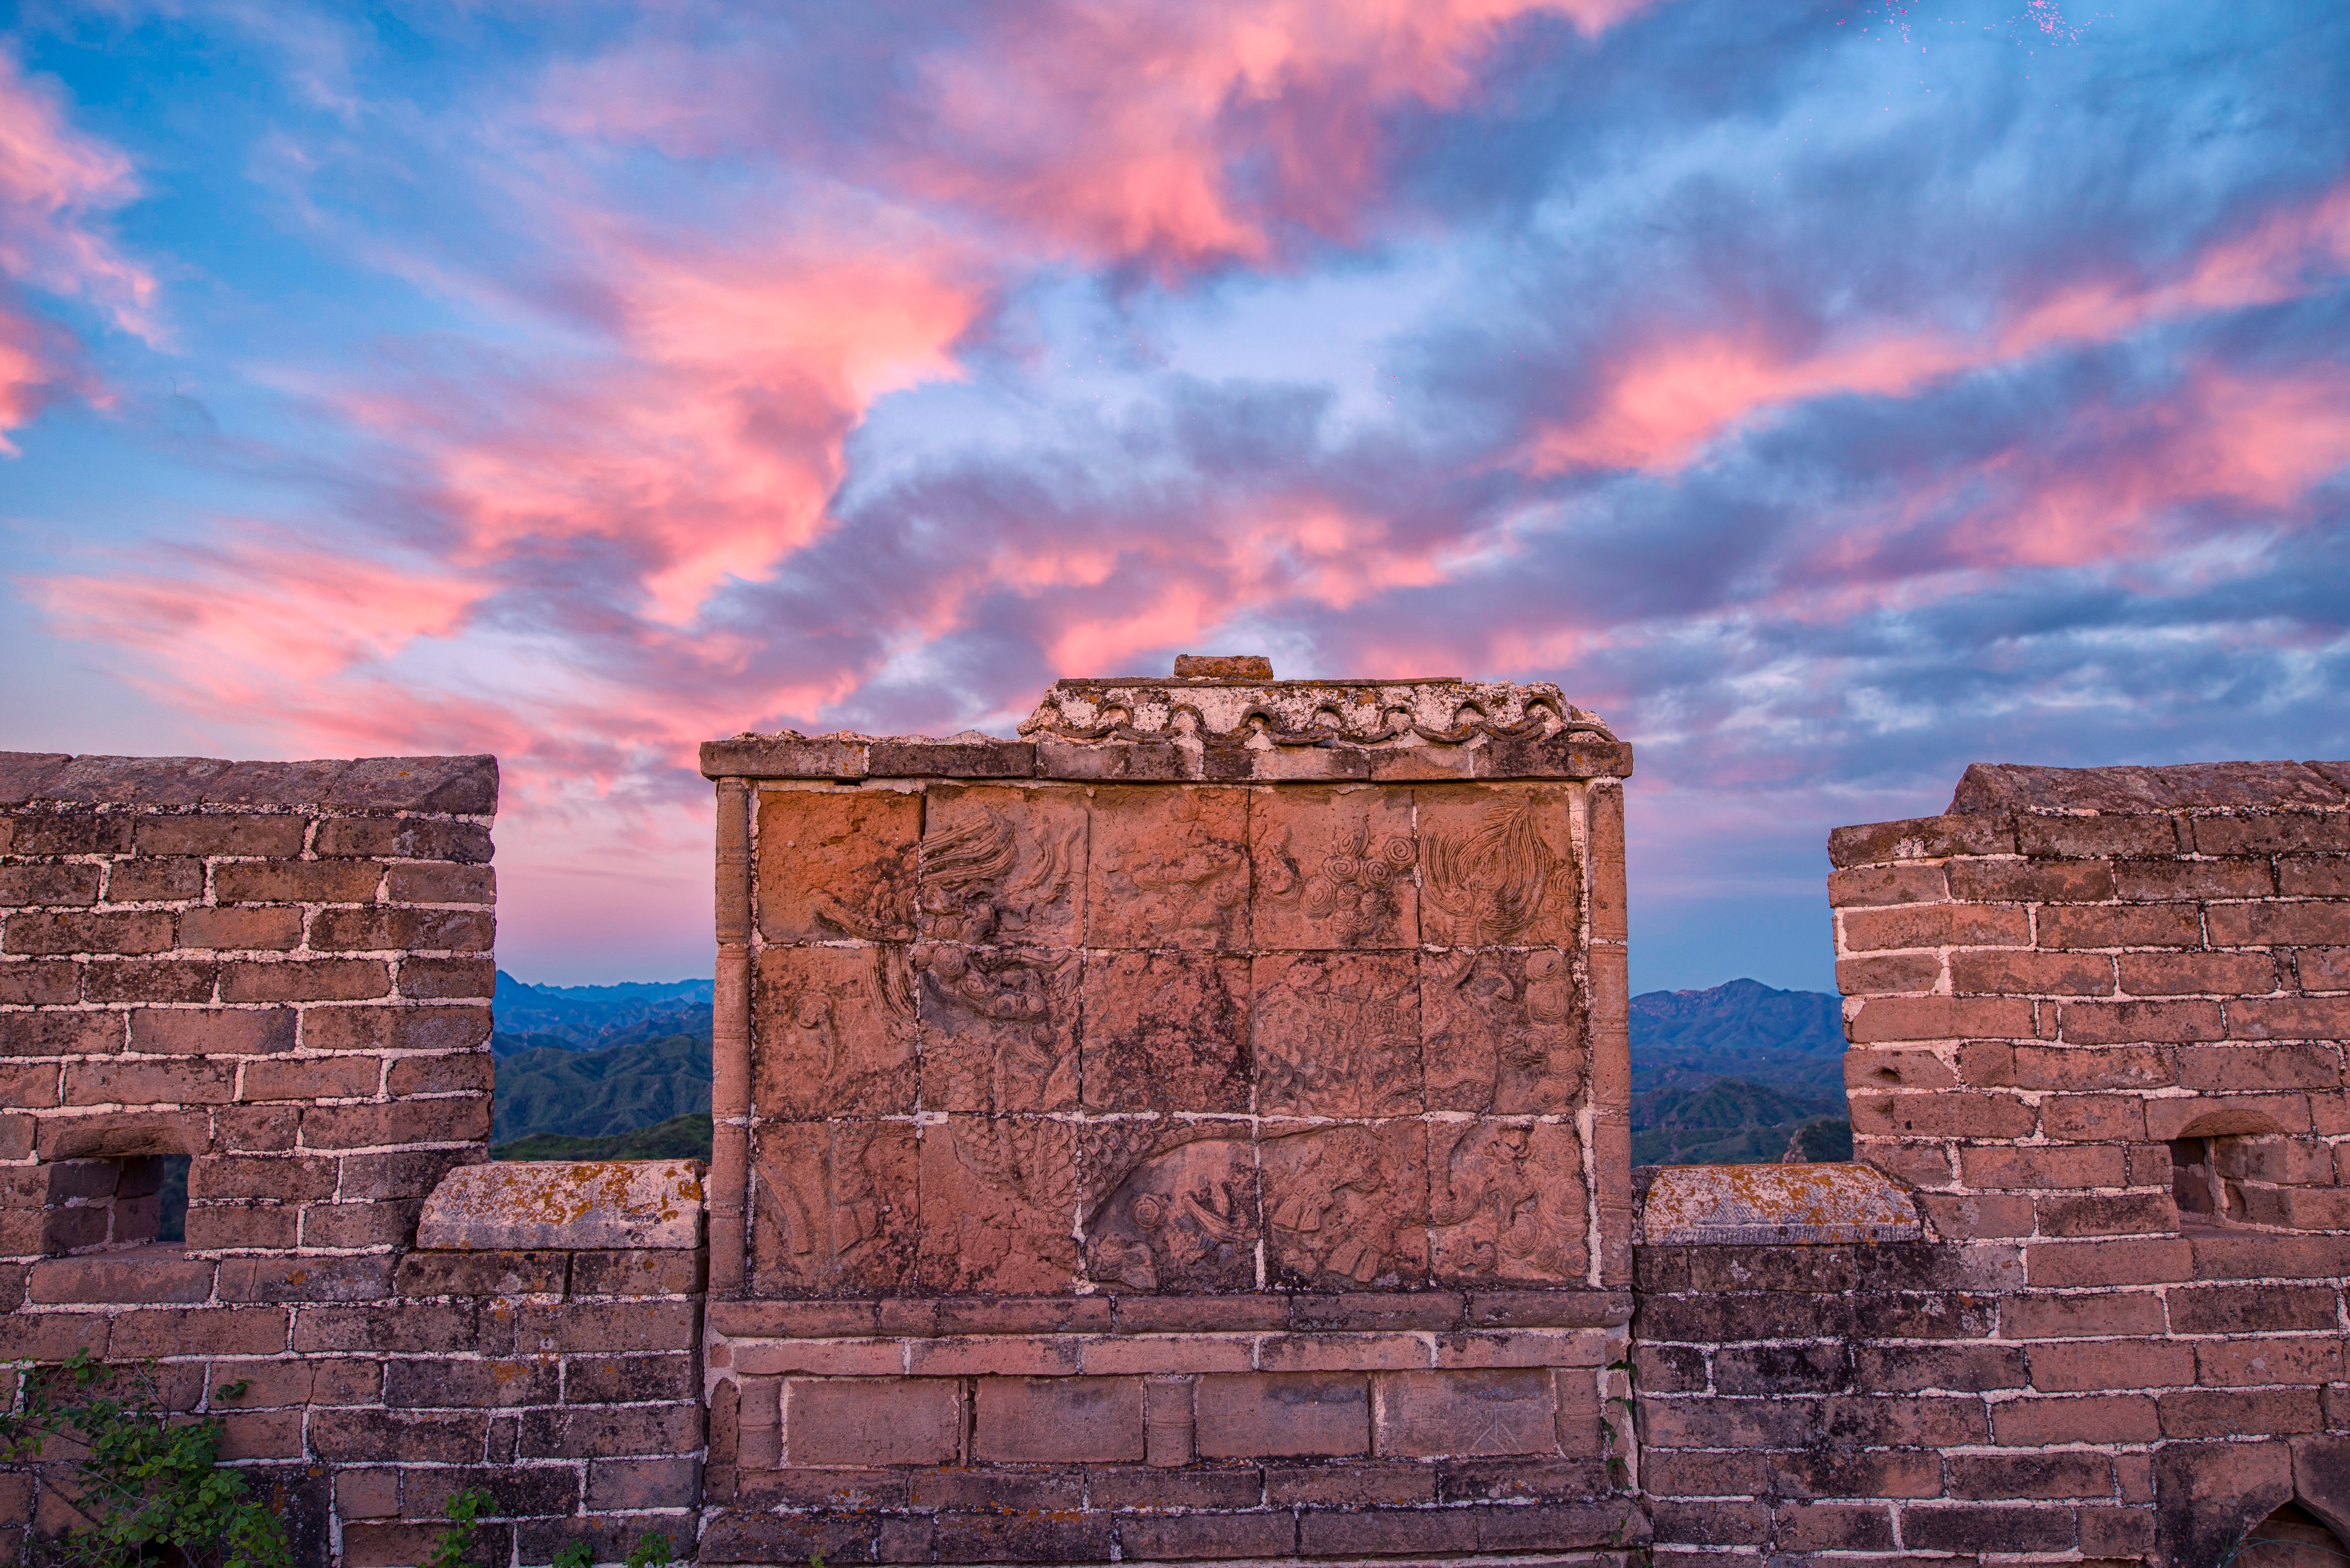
<box><xmin>0</xmin><ymin>750</ymin><xmax>498</xmax><ymax>813</ymax></box>
<box><xmin>1949</xmin><ymin>758</ymin><xmax>2350</xmax><ymax>815</ymax></box>
<box><xmin>1633</xmin><ymin>1162</ymin><xmax>1924</xmax><ymax>1246</ymax></box>
<box><xmin>416</xmin><ymin>1159</ymin><xmax>705</xmax><ymax>1250</ymax></box>
<box><xmin>708</xmin><ymin>1290</ymin><xmax>1634</xmax><ymax>1338</ymax></box>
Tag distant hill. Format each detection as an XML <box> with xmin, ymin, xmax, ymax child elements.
<box><xmin>493</xmin><ymin>1033</ymin><xmax>713</xmax><ymax>1144</ymax></box>
<box><xmin>492</xmin><ymin>969</ymin><xmax>713</xmax><ymax>1056</ymax></box>
<box><xmin>493</xmin><ymin>1113</ymin><xmax>713</xmax><ymax>1162</ymax></box>
<box><xmin>1628</xmin><ymin>979</ymin><xmax>1850</xmax><ymax>1166</ymax></box>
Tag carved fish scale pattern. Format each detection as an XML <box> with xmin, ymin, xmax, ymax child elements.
<box><xmin>746</xmin><ymin>779</ymin><xmax>1602</xmax><ymax>1296</ymax></box>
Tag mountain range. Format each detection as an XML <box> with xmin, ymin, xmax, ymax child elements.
<box><xmin>486</xmin><ymin>970</ymin><xmax>1853</xmax><ymax>1165</ymax></box>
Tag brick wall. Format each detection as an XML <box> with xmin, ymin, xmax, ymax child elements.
<box><xmin>0</xmin><ymin>752</ymin><xmax>705</xmax><ymax>1568</ymax></box>
<box><xmin>1637</xmin><ymin>759</ymin><xmax>2350</xmax><ymax>1566</ymax></box>
<box><xmin>699</xmin><ymin>673</ymin><xmax>1648</xmax><ymax>1563</ymax></box>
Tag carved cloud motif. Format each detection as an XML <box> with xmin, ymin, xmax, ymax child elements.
<box><xmin>1421</xmin><ymin>795</ymin><xmax>1573</xmax><ymax>946</ymax></box>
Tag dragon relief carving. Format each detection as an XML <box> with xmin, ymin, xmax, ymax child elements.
<box><xmin>1084</xmin><ymin>1135</ymin><xmax>1257</xmax><ymax>1292</ymax></box>
<box><xmin>1256</xmin><ymin>957</ymin><xmax>1420</xmax><ymax>1116</ymax></box>
<box><xmin>1258</xmin><ymin>816</ymin><xmax>1417</xmax><ymax>945</ymax></box>
<box><xmin>1425</xmin><ymin>947</ymin><xmax>1583</xmax><ymax>1112</ymax></box>
<box><xmin>776</xmin><ymin>946</ymin><xmax>916</xmax><ymax>1114</ymax></box>
<box><xmin>916</xmin><ymin>804</ymin><xmax>1080</xmax><ymax>944</ymax></box>
<box><xmin>912</xmin><ymin>941</ymin><xmax>1079</xmax><ymax>1112</ymax></box>
<box><xmin>1421</xmin><ymin>797</ymin><xmax>1570</xmax><ymax>945</ymax></box>
<box><xmin>1428</xmin><ymin>1122</ymin><xmax>1568</xmax><ymax>1279</ymax></box>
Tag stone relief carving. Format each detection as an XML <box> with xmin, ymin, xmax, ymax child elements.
<box><xmin>916</xmin><ymin>789</ymin><xmax>1084</xmax><ymax>946</ymax></box>
<box><xmin>757</xmin><ymin>788</ymin><xmax>920</xmax><ymax>944</ymax></box>
<box><xmin>913</xmin><ymin>942</ymin><xmax>1080</xmax><ymax>1112</ymax></box>
<box><xmin>918</xmin><ymin>1115</ymin><xmax>1080</xmax><ymax>1293</ymax></box>
<box><xmin>1253</xmin><ymin>953</ymin><xmax>1421</xmax><ymax>1116</ymax></box>
<box><xmin>1082</xmin><ymin>1129</ymin><xmax>1258</xmax><ymax>1292</ymax></box>
<box><xmin>1252</xmin><ymin>787</ymin><xmax>1418</xmax><ymax>949</ymax></box>
<box><xmin>752</xmin><ymin>1120</ymin><xmax>918</xmax><ymax>1295</ymax></box>
<box><xmin>1422</xmin><ymin>948</ymin><xmax>1584</xmax><ymax>1113</ymax></box>
<box><xmin>754</xmin><ymin>945</ymin><xmax>918</xmax><ymax>1118</ymax></box>
<box><xmin>1088</xmin><ymin>787</ymin><xmax>1248</xmax><ymax>949</ymax></box>
<box><xmin>1418</xmin><ymin>792</ymin><xmax>1578</xmax><ymax>946</ymax></box>
<box><xmin>1427</xmin><ymin>1121</ymin><xmax>1585</xmax><ymax>1283</ymax></box>
<box><xmin>1080</xmin><ymin>952</ymin><xmax>1250</xmax><ymax>1112</ymax></box>
<box><xmin>1262</xmin><ymin>1123</ymin><xmax>1428</xmax><ymax>1288</ymax></box>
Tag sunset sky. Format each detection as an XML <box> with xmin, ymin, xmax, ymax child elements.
<box><xmin>2</xmin><ymin>1</ymin><xmax>2345</xmax><ymax>990</ymax></box>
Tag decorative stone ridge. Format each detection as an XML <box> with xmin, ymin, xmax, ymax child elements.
<box><xmin>416</xmin><ymin>1160</ymin><xmax>706</xmax><ymax>1250</ymax></box>
<box><xmin>1948</xmin><ymin>758</ymin><xmax>2350</xmax><ymax>814</ymax></box>
<box><xmin>1635</xmin><ymin>1161</ymin><xmax>1923</xmax><ymax>1245</ymax></box>
<box><xmin>698</xmin><ymin>670</ymin><xmax>1633</xmax><ymax>783</ymax></box>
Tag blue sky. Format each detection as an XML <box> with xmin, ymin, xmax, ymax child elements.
<box><xmin>2</xmin><ymin>0</ymin><xmax>2345</xmax><ymax>989</ymax></box>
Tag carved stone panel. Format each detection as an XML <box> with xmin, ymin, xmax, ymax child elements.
<box><xmin>751</xmin><ymin>1120</ymin><xmax>920</xmax><ymax>1296</ymax></box>
<box><xmin>1421</xmin><ymin>948</ymin><xmax>1585</xmax><ymax>1114</ymax></box>
<box><xmin>1426</xmin><ymin>1121</ymin><xmax>1587</xmax><ymax>1285</ymax></box>
<box><xmin>1080</xmin><ymin>952</ymin><xmax>1250</xmax><ymax>1113</ymax></box>
<box><xmin>917</xmin><ymin>784</ymin><xmax>1086</xmax><ymax>948</ymax></box>
<box><xmin>1252</xmin><ymin>953</ymin><xmax>1422</xmax><ymax>1117</ymax></box>
<box><xmin>916</xmin><ymin>1115</ymin><xmax>1079</xmax><ymax>1294</ymax></box>
<box><xmin>1086</xmin><ymin>787</ymin><xmax>1249</xmax><ymax>950</ymax></box>
<box><xmin>1261</xmin><ymin>1121</ymin><xmax>1429</xmax><ymax>1289</ymax></box>
<box><xmin>1413</xmin><ymin>786</ymin><xmax>1580</xmax><ymax>948</ymax></box>
<box><xmin>1249</xmin><ymin>786</ymin><xmax>1418</xmax><ymax>950</ymax></box>
<box><xmin>1081</xmin><ymin>1123</ymin><xmax>1259</xmax><ymax>1292</ymax></box>
<box><xmin>757</xmin><ymin>788</ymin><xmax>920</xmax><ymax>943</ymax></box>
<box><xmin>914</xmin><ymin>944</ymin><xmax>1080</xmax><ymax>1113</ymax></box>
<box><xmin>754</xmin><ymin>946</ymin><xmax>917</xmax><ymax>1118</ymax></box>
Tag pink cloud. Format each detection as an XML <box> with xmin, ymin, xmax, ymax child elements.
<box><xmin>1527</xmin><ymin>178</ymin><xmax>2350</xmax><ymax>478</ymax></box>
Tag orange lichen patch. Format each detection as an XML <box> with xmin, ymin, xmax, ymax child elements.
<box><xmin>415</xmin><ymin>1159</ymin><xmax>707</xmax><ymax>1251</ymax></box>
<box><xmin>1637</xmin><ymin>1162</ymin><xmax>1922</xmax><ymax>1246</ymax></box>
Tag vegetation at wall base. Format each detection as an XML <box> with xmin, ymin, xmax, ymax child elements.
<box><xmin>492</xmin><ymin>1112</ymin><xmax>714</xmax><ymax>1162</ymax></box>
<box><xmin>0</xmin><ymin>1351</ymin><xmax>292</xmax><ymax>1568</ymax></box>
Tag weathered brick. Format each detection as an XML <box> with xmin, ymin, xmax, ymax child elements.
<box><xmin>1999</xmin><ymin>1042</ymin><xmax>2174</xmax><ymax>1090</ymax></box>
<box><xmin>301</xmin><ymin>1097</ymin><xmax>488</xmax><ymax>1150</ymax></box>
<box><xmin>2229</xmin><ymin>994</ymin><xmax>2350</xmax><ymax>1040</ymax></box>
<box><xmin>2279</xmin><ymin>857</ymin><xmax>2350</xmax><ymax>897</ymax></box>
<box><xmin>293</xmin><ymin>1303</ymin><xmax>494</xmax><ymax>1354</ymax></box>
<box><xmin>2208</xmin><ymin>901</ymin><xmax>2347</xmax><ymax>947</ymax></box>
<box><xmin>1842</xmin><ymin>903</ymin><xmax>2030</xmax><ymax>953</ymax></box>
<box><xmin>1992</xmin><ymin>1392</ymin><xmax>2160</xmax><ymax>1445</ymax></box>
<box><xmin>2158</xmin><ymin>1385</ymin><xmax>2323</xmax><ymax>1437</ymax></box>
<box><xmin>310</xmin><ymin>907</ymin><xmax>494</xmax><ymax>954</ymax></box>
<box><xmin>302</xmin><ymin>1005</ymin><xmax>490</xmax><ymax>1053</ymax></box>
<box><xmin>2196</xmin><ymin>1337</ymin><xmax>2345</xmax><ymax>1388</ymax></box>
<box><xmin>970</xmin><ymin>1376</ymin><xmax>1144</xmax><ymax>1462</ymax></box>
<box><xmin>0</xmin><ymin>958</ymin><xmax>81</xmax><ymax>1005</ymax></box>
<box><xmin>1960</xmin><ymin>1144</ymin><xmax>2126</xmax><ymax>1188</ymax></box>
<box><xmin>0</xmin><ymin>1007</ymin><xmax>122</xmax><ymax>1055</ymax></box>
<box><xmin>2059</xmin><ymin>997</ymin><xmax>2226</xmax><ymax>1043</ymax></box>
<box><xmin>216</xmin><ymin>1255</ymin><xmax>395</xmax><ymax>1303</ymax></box>
<box><xmin>110</xmin><ymin>1306</ymin><xmax>286</xmax><ymax>1358</ymax></box>
<box><xmin>1849</xmin><ymin>995</ymin><xmax>2034</xmax><ymax>1044</ymax></box>
<box><xmin>2179</xmin><ymin>1042</ymin><xmax>2341</xmax><ymax>1092</ymax></box>
<box><xmin>105</xmin><ymin>858</ymin><xmax>204</xmax><ymax>902</ymax></box>
<box><xmin>2022</xmin><ymin>1236</ymin><xmax>2193</xmax><ymax>1287</ymax></box>
<box><xmin>2034</xmin><ymin>1190</ymin><xmax>2177</xmax><ymax>1236</ymax></box>
<box><xmin>1827</xmin><ymin>863</ymin><xmax>1949</xmax><ymax>907</ymax></box>
<box><xmin>0</xmin><ymin>864</ymin><xmax>101</xmax><ymax>905</ymax></box>
<box><xmin>1901</xmin><ymin>1504</ymin><xmax>2076</xmax><ymax>1552</ymax></box>
<box><xmin>782</xmin><ymin>1377</ymin><xmax>960</xmax><ymax>1466</ymax></box>
<box><xmin>29</xmin><ymin>1252</ymin><xmax>215</xmax><ymax>1304</ymax></box>
<box><xmin>183</xmin><ymin>1203</ymin><xmax>302</xmax><ymax>1249</ymax></box>
<box><xmin>2196</xmin><ymin>814</ymin><xmax>2350</xmax><ymax>856</ymax></box>
<box><xmin>1948</xmin><ymin>856</ymin><xmax>2117</xmax><ymax>903</ymax></box>
<box><xmin>2117</xmin><ymin>949</ymin><xmax>2280</xmax><ymax>996</ymax></box>
<box><xmin>130</xmin><ymin>1006</ymin><xmax>295</xmax><ymax>1055</ymax></box>
<box><xmin>1835</xmin><ymin>951</ymin><xmax>1944</xmax><ymax>992</ymax></box>
<box><xmin>1196</xmin><ymin>1373</ymin><xmax>1371</xmax><ymax>1459</ymax></box>
<box><xmin>132</xmin><ymin>816</ymin><xmax>307</xmax><ymax>857</ymax></box>
<box><xmin>565</xmin><ymin>1354</ymin><xmax>697</xmax><ymax>1405</ymax></box>
<box><xmin>313</xmin><ymin>818</ymin><xmax>493</xmax><ymax>863</ymax></box>
<box><xmin>2295</xmin><ymin>945</ymin><xmax>2350</xmax><ymax>990</ymax></box>
<box><xmin>2028</xmin><ymin>1338</ymin><xmax>2198</xmax><ymax>1392</ymax></box>
<box><xmin>65</xmin><ymin>1055</ymin><xmax>236</xmax><ymax>1105</ymax></box>
<box><xmin>1849</xmin><ymin>1090</ymin><xmax>2036</xmax><ymax>1138</ymax></box>
<box><xmin>4</xmin><ymin>910</ymin><xmax>174</xmax><ymax>955</ymax></box>
<box><xmin>81</xmin><ymin>958</ymin><xmax>218</xmax><ymax>1003</ymax></box>
<box><xmin>2016</xmin><ymin>814</ymin><xmax>2181</xmax><ymax>859</ymax></box>
<box><xmin>516</xmin><ymin>1297</ymin><xmax>696</xmax><ymax>1354</ymax></box>
<box><xmin>178</xmin><ymin>907</ymin><xmax>302</xmax><ymax>951</ymax></box>
<box><xmin>2002</xmin><ymin>1291</ymin><xmax>2166</xmax><ymax>1338</ymax></box>
<box><xmin>2039</xmin><ymin>1092</ymin><xmax>2150</xmax><ymax>1141</ymax></box>
<box><xmin>2113</xmin><ymin>858</ymin><xmax>2276</xmax><ymax>901</ymax></box>
<box><xmin>2145</xmin><ymin>1092</ymin><xmax>2312</xmax><ymax>1140</ymax></box>
<box><xmin>213</xmin><ymin>860</ymin><xmax>384</xmax><ymax>903</ymax></box>
<box><xmin>311</xmin><ymin>1408</ymin><xmax>489</xmax><ymax>1464</ymax></box>
<box><xmin>220</xmin><ymin>958</ymin><xmax>390</xmax><ymax>1003</ymax></box>
<box><xmin>383</xmin><ymin>863</ymin><xmax>495</xmax><ymax>904</ymax></box>
<box><xmin>1950</xmin><ymin>947</ymin><xmax>2116</xmax><ymax>996</ymax></box>
<box><xmin>1768</xmin><ymin>1500</ymin><xmax>1895</xmax><ymax>1551</ymax></box>
<box><xmin>5</xmin><ymin>815</ymin><xmax>132</xmax><ymax>855</ymax></box>
<box><xmin>2038</xmin><ymin>902</ymin><xmax>2204</xmax><ymax>950</ymax></box>
<box><xmin>395</xmin><ymin>956</ymin><xmax>496</xmax><ymax>999</ymax></box>
<box><xmin>383</xmin><ymin>1358</ymin><xmax>561</xmax><ymax>1409</ymax></box>
<box><xmin>242</xmin><ymin>1053</ymin><xmax>380</xmax><ymax>1100</ymax></box>
<box><xmin>1828</xmin><ymin>813</ymin><xmax>2016</xmax><ymax>869</ymax></box>
<box><xmin>567</xmin><ymin>1248</ymin><xmax>702</xmax><ymax>1298</ymax></box>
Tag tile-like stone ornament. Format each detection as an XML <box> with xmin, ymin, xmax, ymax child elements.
<box><xmin>417</xmin><ymin>1160</ymin><xmax>705</xmax><ymax>1250</ymax></box>
<box><xmin>1635</xmin><ymin>1161</ymin><xmax>1923</xmax><ymax>1246</ymax></box>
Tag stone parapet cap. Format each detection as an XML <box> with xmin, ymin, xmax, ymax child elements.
<box><xmin>1634</xmin><ymin>1162</ymin><xmax>1923</xmax><ymax>1246</ymax></box>
<box><xmin>1948</xmin><ymin>758</ymin><xmax>2350</xmax><ymax>815</ymax></box>
<box><xmin>701</xmin><ymin>677</ymin><xmax>1631</xmax><ymax>783</ymax></box>
<box><xmin>417</xmin><ymin>1159</ymin><xmax>705</xmax><ymax>1251</ymax></box>
<box><xmin>0</xmin><ymin>750</ymin><xmax>498</xmax><ymax>814</ymax></box>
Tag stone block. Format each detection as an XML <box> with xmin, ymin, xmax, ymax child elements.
<box><xmin>971</xmin><ymin>1375</ymin><xmax>1145</xmax><ymax>1462</ymax></box>
<box><xmin>913</xmin><ymin>942</ymin><xmax>1078</xmax><ymax>1113</ymax></box>
<box><xmin>753</xmin><ymin>945</ymin><xmax>917</xmax><ymax>1117</ymax></box>
<box><xmin>1376</xmin><ymin>1369</ymin><xmax>1559</xmax><ymax>1458</ymax></box>
<box><xmin>1080</xmin><ymin>1123</ymin><xmax>1258</xmax><ymax>1292</ymax></box>
<box><xmin>1422</xmin><ymin>948</ymin><xmax>1583</xmax><ymax>1113</ymax></box>
<box><xmin>1248</xmin><ymin>785</ymin><xmax>1417</xmax><ymax>949</ymax></box>
<box><xmin>1428</xmin><ymin>1121</ymin><xmax>1587</xmax><ymax>1283</ymax></box>
<box><xmin>914</xmin><ymin>784</ymin><xmax>1086</xmax><ymax>947</ymax></box>
<box><xmin>1195</xmin><ymin>1372</ymin><xmax>1370</xmax><ymax>1458</ymax></box>
<box><xmin>748</xmin><ymin>1121</ymin><xmax>922</xmax><ymax>1297</ymax></box>
<box><xmin>915</xmin><ymin>1115</ymin><xmax>1077</xmax><ymax>1293</ymax></box>
<box><xmin>783</xmin><ymin>1377</ymin><xmax>961</xmax><ymax>1466</ymax></box>
<box><xmin>416</xmin><ymin>1160</ymin><xmax>704</xmax><ymax>1250</ymax></box>
<box><xmin>1413</xmin><ymin>785</ymin><xmax>1580</xmax><ymax>946</ymax></box>
<box><xmin>1253</xmin><ymin>952</ymin><xmax>1422</xmax><ymax>1116</ymax></box>
<box><xmin>755</xmin><ymin>786</ymin><xmax>919</xmax><ymax>943</ymax></box>
<box><xmin>1085</xmin><ymin>786</ymin><xmax>1248</xmax><ymax>949</ymax></box>
<box><xmin>1262</xmin><ymin>1119</ymin><xmax>1429</xmax><ymax>1288</ymax></box>
<box><xmin>1078</xmin><ymin>951</ymin><xmax>1249</xmax><ymax>1112</ymax></box>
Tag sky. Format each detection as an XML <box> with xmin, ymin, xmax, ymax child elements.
<box><xmin>1</xmin><ymin>1</ymin><xmax>2345</xmax><ymax>992</ymax></box>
